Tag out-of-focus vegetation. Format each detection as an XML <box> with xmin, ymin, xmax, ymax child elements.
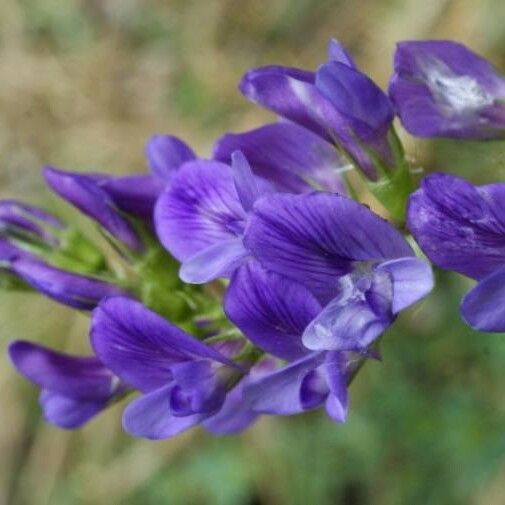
<box><xmin>1</xmin><ymin>1</ymin><xmax>505</xmax><ymax>504</ymax></box>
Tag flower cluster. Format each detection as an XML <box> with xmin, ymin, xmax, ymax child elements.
<box><xmin>6</xmin><ymin>39</ymin><xmax>505</xmax><ymax>439</ymax></box>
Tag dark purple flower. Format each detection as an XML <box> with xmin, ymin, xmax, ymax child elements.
<box><xmin>91</xmin><ymin>296</ymin><xmax>248</xmax><ymax>439</ymax></box>
<box><xmin>389</xmin><ymin>40</ymin><xmax>505</xmax><ymax>139</ymax></box>
<box><xmin>239</xmin><ymin>39</ymin><xmax>394</xmax><ymax>180</ymax></box>
<box><xmin>407</xmin><ymin>172</ymin><xmax>505</xmax><ymax>331</ymax></box>
<box><xmin>244</xmin><ymin>192</ymin><xmax>433</xmax><ymax>352</ymax></box>
<box><xmin>213</xmin><ymin>122</ymin><xmax>347</xmax><ymax>194</ymax></box>
<box><xmin>44</xmin><ymin>167</ymin><xmax>144</xmax><ymax>252</ymax></box>
<box><xmin>225</xmin><ymin>261</ymin><xmax>358</xmax><ymax>422</ymax></box>
<box><xmin>0</xmin><ymin>201</ymin><xmax>64</xmax><ymax>246</ymax></box>
<box><xmin>8</xmin><ymin>341</ymin><xmax>124</xmax><ymax>428</ymax></box>
<box><xmin>11</xmin><ymin>257</ymin><xmax>125</xmax><ymax>310</ymax></box>
<box><xmin>155</xmin><ymin>152</ymin><xmax>270</xmax><ymax>284</ymax></box>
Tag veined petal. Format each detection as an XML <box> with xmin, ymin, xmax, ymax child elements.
<box><xmin>122</xmin><ymin>384</ymin><xmax>208</xmax><ymax>440</ymax></box>
<box><xmin>302</xmin><ymin>270</ymin><xmax>394</xmax><ymax>352</ymax></box>
<box><xmin>145</xmin><ymin>134</ymin><xmax>196</xmax><ymax>180</ymax></box>
<box><xmin>376</xmin><ymin>257</ymin><xmax>433</xmax><ymax>313</ymax></box>
<box><xmin>239</xmin><ymin>65</ymin><xmax>343</xmax><ymax>143</ymax></box>
<box><xmin>407</xmin><ymin>173</ymin><xmax>505</xmax><ymax>280</ymax></box>
<box><xmin>154</xmin><ymin>160</ymin><xmax>246</xmax><ymax>262</ymax></box>
<box><xmin>245</xmin><ymin>192</ymin><xmax>413</xmax><ymax>301</ymax></box>
<box><xmin>316</xmin><ymin>62</ymin><xmax>393</xmax><ymax>140</ymax></box>
<box><xmin>11</xmin><ymin>258</ymin><xmax>124</xmax><ymax>310</ymax></box>
<box><xmin>225</xmin><ymin>261</ymin><xmax>321</xmax><ymax>360</ymax></box>
<box><xmin>179</xmin><ymin>238</ymin><xmax>248</xmax><ymax>284</ymax></box>
<box><xmin>91</xmin><ymin>297</ymin><xmax>236</xmax><ymax>392</ymax></box>
<box><xmin>461</xmin><ymin>266</ymin><xmax>505</xmax><ymax>331</ymax></box>
<box><xmin>39</xmin><ymin>390</ymin><xmax>109</xmax><ymax>429</ymax></box>
<box><xmin>213</xmin><ymin>122</ymin><xmax>346</xmax><ymax>194</ymax></box>
<box><xmin>43</xmin><ymin>167</ymin><xmax>142</xmax><ymax>251</ymax></box>
<box><xmin>243</xmin><ymin>353</ymin><xmax>326</xmax><ymax>415</ymax></box>
<box><xmin>8</xmin><ymin>341</ymin><xmax>116</xmax><ymax>399</ymax></box>
<box><xmin>231</xmin><ymin>151</ymin><xmax>262</xmax><ymax>212</ymax></box>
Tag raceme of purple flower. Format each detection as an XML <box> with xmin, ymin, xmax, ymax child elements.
<box><xmin>155</xmin><ymin>151</ymin><xmax>271</xmax><ymax>284</ymax></box>
<box><xmin>6</xmin><ymin>37</ymin><xmax>505</xmax><ymax>440</ymax></box>
<box><xmin>8</xmin><ymin>340</ymin><xmax>125</xmax><ymax>428</ymax></box>
<box><xmin>389</xmin><ymin>40</ymin><xmax>505</xmax><ymax>139</ymax></box>
<box><xmin>239</xmin><ymin>39</ymin><xmax>395</xmax><ymax>181</ymax></box>
<box><xmin>225</xmin><ymin>260</ymin><xmax>356</xmax><ymax>423</ymax></box>
<box><xmin>90</xmin><ymin>296</ymin><xmax>256</xmax><ymax>439</ymax></box>
<box><xmin>407</xmin><ymin>172</ymin><xmax>505</xmax><ymax>331</ymax></box>
<box><xmin>244</xmin><ymin>192</ymin><xmax>433</xmax><ymax>352</ymax></box>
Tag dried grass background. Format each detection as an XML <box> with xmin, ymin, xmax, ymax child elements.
<box><xmin>1</xmin><ymin>1</ymin><xmax>505</xmax><ymax>504</ymax></box>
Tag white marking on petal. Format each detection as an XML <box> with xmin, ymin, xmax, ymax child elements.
<box><xmin>421</xmin><ymin>58</ymin><xmax>494</xmax><ymax>114</ymax></box>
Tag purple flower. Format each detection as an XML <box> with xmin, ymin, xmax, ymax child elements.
<box><xmin>244</xmin><ymin>192</ymin><xmax>433</xmax><ymax>352</ymax></box>
<box><xmin>91</xmin><ymin>297</ymin><xmax>252</xmax><ymax>439</ymax></box>
<box><xmin>213</xmin><ymin>122</ymin><xmax>347</xmax><ymax>194</ymax></box>
<box><xmin>8</xmin><ymin>341</ymin><xmax>124</xmax><ymax>428</ymax></box>
<box><xmin>239</xmin><ymin>39</ymin><xmax>394</xmax><ymax>180</ymax></box>
<box><xmin>0</xmin><ymin>200</ymin><xmax>64</xmax><ymax>246</ymax></box>
<box><xmin>44</xmin><ymin>167</ymin><xmax>145</xmax><ymax>252</ymax></box>
<box><xmin>155</xmin><ymin>151</ymin><xmax>270</xmax><ymax>284</ymax></box>
<box><xmin>389</xmin><ymin>40</ymin><xmax>505</xmax><ymax>139</ymax></box>
<box><xmin>11</xmin><ymin>257</ymin><xmax>125</xmax><ymax>310</ymax></box>
<box><xmin>407</xmin><ymin>172</ymin><xmax>505</xmax><ymax>331</ymax></box>
<box><xmin>225</xmin><ymin>261</ymin><xmax>357</xmax><ymax>423</ymax></box>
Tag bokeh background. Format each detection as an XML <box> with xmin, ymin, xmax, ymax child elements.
<box><xmin>1</xmin><ymin>1</ymin><xmax>505</xmax><ymax>504</ymax></box>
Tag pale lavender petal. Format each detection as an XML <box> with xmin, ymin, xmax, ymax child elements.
<box><xmin>154</xmin><ymin>160</ymin><xmax>246</xmax><ymax>262</ymax></box>
<box><xmin>122</xmin><ymin>384</ymin><xmax>207</xmax><ymax>440</ymax></box>
<box><xmin>225</xmin><ymin>261</ymin><xmax>321</xmax><ymax>360</ymax></box>
<box><xmin>302</xmin><ymin>270</ymin><xmax>394</xmax><ymax>352</ymax></box>
<box><xmin>213</xmin><ymin>122</ymin><xmax>346</xmax><ymax>194</ymax></box>
<box><xmin>231</xmin><ymin>151</ymin><xmax>262</xmax><ymax>212</ymax></box>
<box><xmin>203</xmin><ymin>379</ymin><xmax>258</xmax><ymax>435</ymax></box>
<box><xmin>376</xmin><ymin>257</ymin><xmax>434</xmax><ymax>313</ymax></box>
<box><xmin>179</xmin><ymin>238</ymin><xmax>248</xmax><ymax>284</ymax></box>
<box><xmin>243</xmin><ymin>353</ymin><xmax>326</xmax><ymax>415</ymax></box>
<box><xmin>325</xmin><ymin>393</ymin><xmax>347</xmax><ymax>424</ymax></box>
<box><xmin>461</xmin><ymin>266</ymin><xmax>505</xmax><ymax>332</ymax></box>
<box><xmin>145</xmin><ymin>134</ymin><xmax>196</xmax><ymax>180</ymax></box>
<box><xmin>39</xmin><ymin>390</ymin><xmax>108</xmax><ymax>429</ymax></box>
<box><xmin>323</xmin><ymin>351</ymin><xmax>348</xmax><ymax>423</ymax></box>
<box><xmin>327</xmin><ymin>39</ymin><xmax>356</xmax><ymax>67</ymax></box>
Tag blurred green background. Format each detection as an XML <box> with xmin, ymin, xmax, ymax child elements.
<box><xmin>1</xmin><ymin>1</ymin><xmax>505</xmax><ymax>504</ymax></box>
